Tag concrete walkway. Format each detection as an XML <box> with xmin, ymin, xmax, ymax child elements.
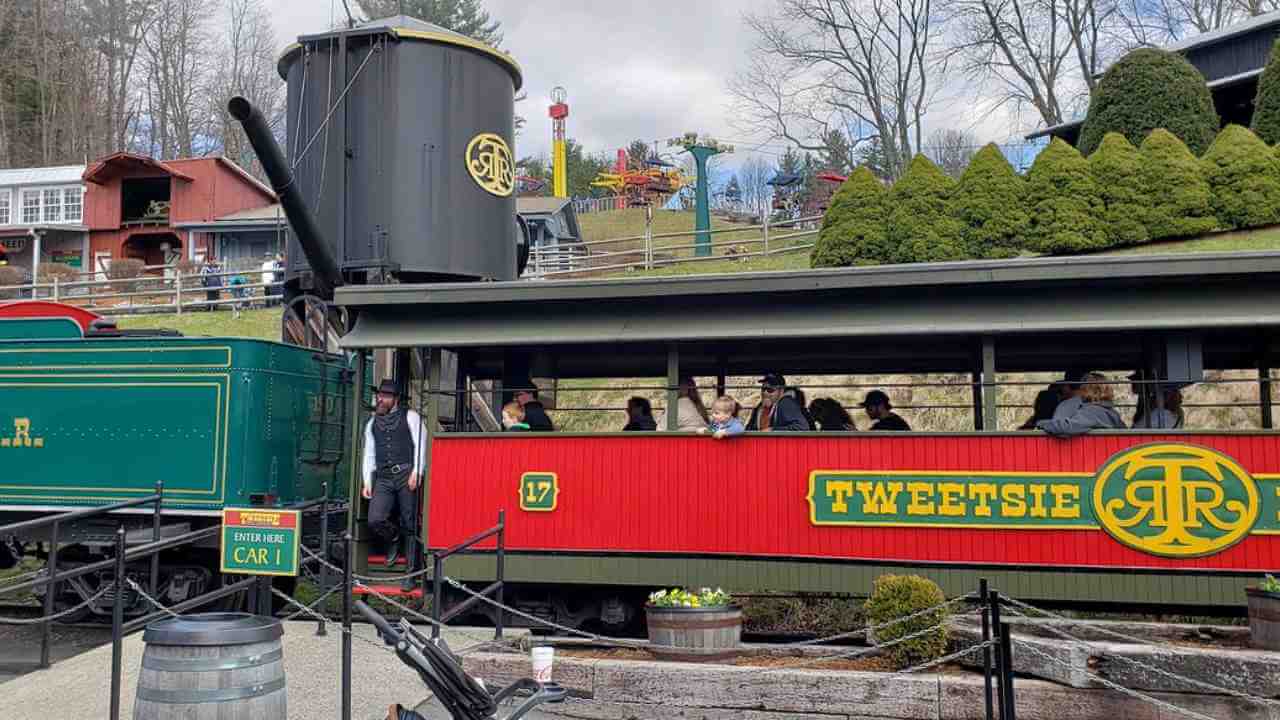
<box><xmin>1</xmin><ymin>621</ymin><xmax>524</xmax><ymax>720</ymax></box>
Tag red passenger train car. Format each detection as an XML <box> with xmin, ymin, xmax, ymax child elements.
<box><xmin>336</xmin><ymin>253</ymin><xmax>1280</xmax><ymax>629</ymax></box>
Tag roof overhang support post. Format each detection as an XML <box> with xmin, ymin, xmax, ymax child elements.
<box><xmin>347</xmin><ymin>350</ymin><xmax>367</xmax><ymax>540</ymax></box>
<box><xmin>1260</xmin><ymin>341</ymin><xmax>1273</xmax><ymax>429</ymax></box>
<box><xmin>981</xmin><ymin>336</ymin><xmax>998</xmax><ymax>431</ymax></box>
<box><xmin>666</xmin><ymin>345</ymin><xmax>680</xmax><ymax>431</ymax></box>
<box><xmin>715</xmin><ymin>352</ymin><xmax>727</xmax><ymax>400</ymax></box>
<box><xmin>422</xmin><ymin>346</ymin><xmax>441</xmax><ymax>551</ymax></box>
<box><xmin>29</xmin><ymin>229</ymin><xmax>42</xmax><ymax>287</ymax></box>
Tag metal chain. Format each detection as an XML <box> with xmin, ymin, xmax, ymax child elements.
<box><xmin>894</xmin><ymin>638</ymin><xmax>995</xmax><ymax>675</ymax></box>
<box><xmin>269</xmin><ymin>588</ymin><xmax>399</xmax><ymax>656</ymax></box>
<box><xmin>125</xmin><ymin>578</ymin><xmax>184</xmax><ymax>620</ymax></box>
<box><xmin>351</xmin><ymin>581</ymin><xmax>510</xmax><ymax>654</ymax></box>
<box><xmin>1014</xmin><ymin>640</ymin><xmax>1227</xmax><ymax>720</ymax></box>
<box><xmin>284</xmin><ymin>581</ymin><xmax>345</xmax><ymax>622</ymax></box>
<box><xmin>0</xmin><ymin>582</ymin><xmax>113</xmax><ymax>625</ymax></box>
<box><xmin>1001</xmin><ymin>602</ymin><xmax>1280</xmax><ymax>709</ymax></box>
<box><xmin>301</xmin><ymin>545</ymin><xmax>434</xmax><ymax>585</ymax></box>
<box><xmin>759</xmin><ymin>608</ymin><xmax>980</xmax><ymax>674</ymax></box>
<box><xmin>776</xmin><ymin>593</ymin><xmax>976</xmax><ymax>649</ymax></box>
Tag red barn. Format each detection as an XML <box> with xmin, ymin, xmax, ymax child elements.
<box><xmin>82</xmin><ymin>153</ymin><xmax>275</xmax><ymax>274</ymax></box>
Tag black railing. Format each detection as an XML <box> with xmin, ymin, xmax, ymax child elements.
<box><xmin>0</xmin><ymin>482</ymin><xmax>164</xmax><ymax>670</ymax></box>
<box><xmin>431</xmin><ymin>510</ymin><xmax>506</xmax><ymax>639</ymax></box>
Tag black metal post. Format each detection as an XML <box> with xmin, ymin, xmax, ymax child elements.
<box><xmin>432</xmin><ymin>553</ymin><xmax>443</xmax><ymax>640</ymax></box>
<box><xmin>990</xmin><ymin>590</ymin><xmax>1006</xmax><ymax>720</ymax></box>
<box><xmin>258</xmin><ymin>576</ymin><xmax>273</xmax><ymax>617</ymax></box>
<box><xmin>317</xmin><ymin>481</ymin><xmax>329</xmax><ymax>636</ymax></box>
<box><xmin>109</xmin><ymin>526</ymin><xmax>126</xmax><ymax>720</ymax></box>
<box><xmin>495</xmin><ymin>510</ymin><xmax>505</xmax><ymax>640</ymax></box>
<box><xmin>999</xmin><ymin>621</ymin><xmax>1016</xmax><ymax>720</ymax></box>
<box><xmin>40</xmin><ymin>521</ymin><xmax>59</xmax><ymax>669</ymax></box>
<box><xmin>151</xmin><ymin>481</ymin><xmax>163</xmax><ymax>595</ymax></box>
<box><xmin>341</xmin><ymin>531</ymin><xmax>353</xmax><ymax>720</ymax></box>
<box><xmin>980</xmin><ymin>579</ymin><xmax>994</xmax><ymax>720</ymax></box>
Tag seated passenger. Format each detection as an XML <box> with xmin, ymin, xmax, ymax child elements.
<box><xmin>757</xmin><ymin>373</ymin><xmax>811</xmax><ymax>431</ymax></box>
<box><xmin>809</xmin><ymin>398</ymin><xmax>856</xmax><ymax>431</ymax></box>
<box><xmin>859</xmin><ymin>390</ymin><xmax>910</xmax><ymax>431</ymax></box>
<box><xmin>787</xmin><ymin>387</ymin><xmax>816</xmax><ymax>427</ymax></box>
<box><xmin>1131</xmin><ymin>380</ymin><xmax>1186</xmax><ymax>429</ymax></box>
<box><xmin>747</xmin><ymin>393</ymin><xmax>773</xmax><ymax>431</ymax></box>
<box><xmin>1019</xmin><ymin>388</ymin><xmax>1060</xmax><ymax>430</ymax></box>
<box><xmin>1051</xmin><ymin>370</ymin><xmax>1089</xmax><ymax>420</ymax></box>
<box><xmin>623</xmin><ymin>396</ymin><xmax>658</xmax><ymax>431</ymax></box>
<box><xmin>502</xmin><ymin>402</ymin><xmax>530</xmax><ymax>432</ymax></box>
<box><xmin>1035</xmin><ymin>372</ymin><xmax>1125</xmax><ymax>437</ymax></box>
<box><xmin>515</xmin><ymin>382</ymin><xmax>555</xmax><ymax>431</ymax></box>
<box><xmin>658</xmin><ymin>377</ymin><xmax>711</xmax><ymax>432</ymax></box>
<box><xmin>697</xmin><ymin>396</ymin><xmax>746</xmax><ymax>439</ymax></box>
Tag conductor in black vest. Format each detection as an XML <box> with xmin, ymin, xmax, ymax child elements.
<box><xmin>361</xmin><ymin>379</ymin><xmax>425</xmax><ymax>591</ymax></box>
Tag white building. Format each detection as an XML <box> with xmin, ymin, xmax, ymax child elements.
<box><xmin>0</xmin><ymin>165</ymin><xmax>88</xmax><ymax>284</ymax></box>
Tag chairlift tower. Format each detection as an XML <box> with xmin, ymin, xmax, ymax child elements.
<box><xmin>550</xmin><ymin>87</ymin><xmax>569</xmax><ymax>198</ymax></box>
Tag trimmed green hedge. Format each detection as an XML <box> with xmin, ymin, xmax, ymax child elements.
<box><xmin>811</xmin><ymin>167</ymin><xmax>891</xmax><ymax>267</ymax></box>
<box><xmin>1025</xmin><ymin>138</ymin><xmax>1108</xmax><ymax>254</ymax></box>
<box><xmin>1252</xmin><ymin>40</ymin><xmax>1280</xmax><ymax>145</ymax></box>
<box><xmin>952</xmin><ymin>144</ymin><xmax>1028</xmax><ymax>258</ymax></box>
<box><xmin>1079</xmin><ymin>48</ymin><xmax>1218</xmax><ymax>156</ymax></box>
<box><xmin>1088</xmin><ymin>133</ymin><xmax>1149</xmax><ymax>246</ymax></box>
<box><xmin>886</xmin><ymin>154</ymin><xmax>966</xmax><ymax>263</ymax></box>
<box><xmin>1201</xmin><ymin>124</ymin><xmax>1280</xmax><ymax>230</ymax></box>
<box><xmin>1138</xmin><ymin>129</ymin><xmax>1218</xmax><ymax>240</ymax></box>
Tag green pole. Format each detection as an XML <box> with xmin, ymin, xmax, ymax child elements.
<box><xmin>688</xmin><ymin>145</ymin><xmax>721</xmax><ymax>258</ymax></box>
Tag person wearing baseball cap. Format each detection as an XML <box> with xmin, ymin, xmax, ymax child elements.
<box><xmin>754</xmin><ymin>373</ymin><xmax>810</xmax><ymax>431</ymax></box>
<box><xmin>859</xmin><ymin>390</ymin><xmax>910</xmax><ymax>431</ymax></box>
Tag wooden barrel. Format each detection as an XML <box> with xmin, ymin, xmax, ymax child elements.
<box><xmin>645</xmin><ymin>605</ymin><xmax>742</xmax><ymax>661</ymax></box>
<box><xmin>134</xmin><ymin>612</ymin><xmax>286</xmax><ymax>720</ymax></box>
<box><xmin>1247</xmin><ymin>588</ymin><xmax>1280</xmax><ymax>650</ymax></box>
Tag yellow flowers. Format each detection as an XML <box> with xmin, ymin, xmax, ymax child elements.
<box><xmin>647</xmin><ymin>587</ymin><xmax>732</xmax><ymax>608</ymax></box>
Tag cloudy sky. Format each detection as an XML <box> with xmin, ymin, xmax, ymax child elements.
<box><xmin>263</xmin><ymin>1</ymin><xmax>1022</xmax><ymax>170</ymax></box>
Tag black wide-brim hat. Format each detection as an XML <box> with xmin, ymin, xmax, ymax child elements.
<box><xmin>376</xmin><ymin>379</ymin><xmax>399</xmax><ymax>395</ymax></box>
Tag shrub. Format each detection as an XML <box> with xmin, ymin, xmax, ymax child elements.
<box><xmin>1078</xmin><ymin>48</ymin><xmax>1218</xmax><ymax>156</ymax></box>
<box><xmin>39</xmin><ymin>263</ymin><xmax>80</xmax><ymax>285</ymax></box>
<box><xmin>1087</xmin><ymin>133</ymin><xmax>1149</xmax><ymax>246</ymax></box>
<box><xmin>811</xmin><ymin>167</ymin><xmax>891</xmax><ymax>267</ymax></box>
<box><xmin>865</xmin><ymin>574</ymin><xmax>949</xmax><ymax>669</ymax></box>
<box><xmin>952</xmin><ymin>144</ymin><xmax>1029</xmax><ymax>258</ymax></box>
<box><xmin>1253</xmin><ymin>40</ymin><xmax>1280</xmax><ymax>145</ymax></box>
<box><xmin>1201</xmin><ymin>124</ymin><xmax>1280</xmax><ymax>229</ymax></box>
<box><xmin>1138</xmin><ymin>129</ymin><xmax>1218</xmax><ymax>240</ymax></box>
<box><xmin>105</xmin><ymin>257</ymin><xmax>146</xmax><ymax>294</ymax></box>
<box><xmin>1024</xmin><ymin>138</ymin><xmax>1108</xmax><ymax>253</ymax></box>
<box><xmin>886</xmin><ymin>154</ymin><xmax>966</xmax><ymax>263</ymax></box>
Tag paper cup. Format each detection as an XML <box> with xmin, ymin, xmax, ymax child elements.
<box><xmin>531</xmin><ymin>646</ymin><xmax>554</xmax><ymax>683</ymax></box>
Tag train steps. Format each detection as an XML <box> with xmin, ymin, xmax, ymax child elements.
<box><xmin>357</xmin><ymin>554</ymin><xmax>425</xmax><ymax>598</ymax></box>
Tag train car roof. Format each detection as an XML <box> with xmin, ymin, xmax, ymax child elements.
<box><xmin>336</xmin><ymin>251</ymin><xmax>1280</xmax><ymax>375</ymax></box>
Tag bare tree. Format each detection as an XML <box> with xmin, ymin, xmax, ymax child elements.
<box><xmin>925</xmin><ymin>128</ymin><xmax>977</xmax><ymax>177</ymax></box>
<box><xmin>736</xmin><ymin>156</ymin><xmax>776</xmax><ymax>217</ymax></box>
<box><xmin>141</xmin><ymin>0</ymin><xmax>215</xmax><ymax>157</ymax></box>
<box><xmin>85</xmin><ymin>0</ymin><xmax>155</xmax><ymax>152</ymax></box>
<box><xmin>730</xmin><ymin>0</ymin><xmax>942</xmax><ymax>180</ymax></box>
<box><xmin>209</xmin><ymin>0</ymin><xmax>283</xmax><ymax>176</ymax></box>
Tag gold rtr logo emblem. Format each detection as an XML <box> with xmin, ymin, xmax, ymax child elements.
<box><xmin>2</xmin><ymin>418</ymin><xmax>44</xmax><ymax>448</ymax></box>
<box><xmin>1093</xmin><ymin>443</ymin><xmax>1259</xmax><ymax>557</ymax></box>
<box><xmin>466</xmin><ymin>132</ymin><xmax>515</xmax><ymax>197</ymax></box>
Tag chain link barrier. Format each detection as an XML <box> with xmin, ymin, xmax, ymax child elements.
<box><xmin>0</xmin><ymin>582</ymin><xmax>114</xmax><ymax>625</ymax></box>
<box><xmin>302</xmin><ymin>544</ymin><xmax>435</xmax><ymax>585</ymax></box>
<box><xmin>1001</xmin><ymin>595</ymin><xmax>1280</xmax><ymax>710</ymax></box>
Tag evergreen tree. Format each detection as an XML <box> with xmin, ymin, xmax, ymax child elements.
<box><xmin>886</xmin><ymin>155</ymin><xmax>967</xmax><ymax>263</ymax></box>
<box><xmin>1024</xmin><ymin>139</ymin><xmax>1108</xmax><ymax>254</ymax></box>
<box><xmin>952</xmin><ymin>144</ymin><xmax>1029</xmax><ymax>258</ymax></box>
<box><xmin>854</xmin><ymin>137</ymin><xmax>894</xmax><ymax>182</ymax></box>
<box><xmin>357</xmin><ymin>0</ymin><xmax>502</xmax><ymax>46</ymax></box>
<box><xmin>1138</xmin><ymin>129</ymin><xmax>1217</xmax><ymax>240</ymax></box>
<box><xmin>820</xmin><ymin>129</ymin><xmax>854</xmax><ymax>174</ymax></box>
<box><xmin>724</xmin><ymin>176</ymin><xmax>742</xmax><ymax>204</ymax></box>
<box><xmin>1201</xmin><ymin>124</ymin><xmax>1280</xmax><ymax>229</ymax></box>
<box><xmin>1087</xmin><ymin>133</ymin><xmax>1149</xmax><ymax>247</ymax></box>
<box><xmin>811</xmin><ymin>167</ymin><xmax>891</xmax><ymax>267</ymax></box>
<box><xmin>1252</xmin><ymin>40</ymin><xmax>1280</xmax><ymax>145</ymax></box>
<box><xmin>1078</xmin><ymin>48</ymin><xmax>1217</xmax><ymax>156</ymax></box>
<box><xmin>626</xmin><ymin>139</ymin><xmax>652</xmax><ymax>170</ymax></box>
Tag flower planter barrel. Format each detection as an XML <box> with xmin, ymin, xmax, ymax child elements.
<box><xmin>645</xmin><ymin>605</ymin><xmax>742</xmax><ymax>661</ymax></box>
<box><xmin>134</xmin><ymin>612</ymin><xmax>286</xmax><ymax>720</ymax></box>
<box><xmin>1246</xmin><ymin>587</ymin><xmax>1280</xmax><ymax>651</ymax></box>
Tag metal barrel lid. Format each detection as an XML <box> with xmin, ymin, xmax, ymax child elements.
<box><xmin>142</xmin><ymin>613</ymin><xmax>283</xmax><ymax>646</ymax></box>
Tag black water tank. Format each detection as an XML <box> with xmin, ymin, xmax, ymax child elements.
<box><xmin>278</xmin><ymin>15</ymin><xmax>522</xmax><ymax>284</ymax></box>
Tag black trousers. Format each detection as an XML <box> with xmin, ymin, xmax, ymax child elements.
<box><xmin>368</xmin><ymin>472</ymin><xmax>416</xmax><ymax>547</ymax></box>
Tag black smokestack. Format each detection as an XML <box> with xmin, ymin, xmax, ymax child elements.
<box><xmin>228</xmin><ymin>96</ymin><xmax>343</xmax><ymax>299</ymax></box>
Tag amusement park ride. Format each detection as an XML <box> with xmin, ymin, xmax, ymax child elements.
<box><xmin>589</xmin><ymin>151</ymin><xmax>689</xmax><ymax>207</ymax></box>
